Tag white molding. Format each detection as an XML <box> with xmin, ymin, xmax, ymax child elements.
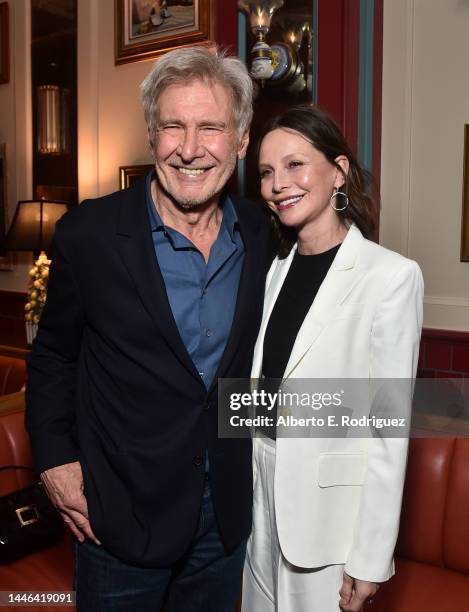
<box><xmin>380</xmin><ymin>0</ymin><xmax>415</xmax><ymax>256</ymax></box>
<box><xmin>403</xmin><ymin>0</ymin><xmax>415</xmax><ymax>258</ymax></box>
<box><xmin>13</xmin><ymin>0</ymin><xmax>32</xmax><ymax>202</ymax></box>
<box><xmin>424</xmin><ymin>295</ymin><xmax>469</xmax><ymax>308</ymax></box>
<box><xmin>77</xmin><ymin>0</ymin><xmax>100</xmax><ymax>201</ymax></box>
<box><xmin>423</xmin><ymin>299</ymin><xmax>469</xmax><ymax>332</ymax></box>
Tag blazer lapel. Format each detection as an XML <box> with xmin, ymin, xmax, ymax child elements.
<box><xmin>283</xmin><ymin>225</ymin><xmax>366</xmax><ymax>378</ymax></box>
<box><xmin>115</xmin><ymin>176</ymin><xmax>202</xmax><ymax>382</ymax></box>
<box><xmin>209</xmin><ymin>194</ymin><xmax>264</xmax><ymax>390</ymax></box>
<box><xmin>251</xmin><ymin>246</ymin><xmax>296</xmax><ymax>379</ymax></box>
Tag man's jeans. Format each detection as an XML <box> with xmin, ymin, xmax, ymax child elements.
<box><xmin>75</xmin><ymin>479</ymin><xmax>246</xmax><ymax>612</ymax></box>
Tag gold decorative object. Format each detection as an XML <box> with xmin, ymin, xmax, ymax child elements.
<box><xmin>25</xmin><ymin>251</ymin><xmax>50</xmax><ymax>343</ymax></box>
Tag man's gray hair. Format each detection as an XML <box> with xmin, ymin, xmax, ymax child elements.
<box><xmin>140</xmin><ymin>45</ymin><xmax>254</xmax><ymax>145</ymax></box>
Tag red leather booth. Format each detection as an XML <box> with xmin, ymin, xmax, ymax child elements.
<box><xmin>373</xmin><ymin>437</ymin><xmax>469</xmax><ymax>611</ymax></box>
<box><xmin>0</xmin><ymin>389</ymin><xmax>468</xmax><ymax>612</ymax></box>
<box><xmin>0</xmin><ymin>355</ymin><xmax>26</xmax><ymax>396</ymax></box>
<box><xmin>0</xmin><ymin>392</ymin><xmax>74</xmax><ymax>612</ymax></box>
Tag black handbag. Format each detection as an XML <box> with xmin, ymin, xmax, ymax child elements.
<box><xmin>0</xmin><ymin>465</ymin><xmax>66</xmax><ymax>564</ymax></box>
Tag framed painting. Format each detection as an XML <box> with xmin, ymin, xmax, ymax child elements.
<box><xmin>462</xmin><ymin>125</ymin><xmax>469</xmax><ymax>261</ymax></box>
<box><xmin>0</xmin><ymin>2</ymin><xmax>9</xmax><ymax>84</ymax></box>
<box><xmin>119</xmin><ymin>163</ymin><xmax>154</xmax><ymax>189</ymax></box>
<box><xmin>115</xmin><ymin>0</ymin><xmax>212</xmax><ymax>66</ymax></box>
<box><xmin>0</xmin><ymin>143</ymin><xmax>13</xmax><ymax>270</ymax></box>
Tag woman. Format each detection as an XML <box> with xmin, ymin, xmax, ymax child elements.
<box><xmin>242</xmin><ymin>106</ymin><xmax>423</xmax><ymax>612</ymax></box>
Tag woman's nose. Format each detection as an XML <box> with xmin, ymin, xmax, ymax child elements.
<box><xmin>272</xmin><ymin>170</ymin><xmax>291</xmax><ymax>194</ymax></box>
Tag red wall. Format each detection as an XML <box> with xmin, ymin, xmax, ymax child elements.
<box><xmin>418</xmin><ymin>330</ymin><xmax>469</xmax><ymax>379</ymax></box>
<box><xmin>214</xmin><ymin>0</ymin><xmax>237</xmax><ymax>51</ymax></box>
<box><xmin>316</xmin><ymin>0</ymin><xmax>360</xmax><ymax>155</ymax></box>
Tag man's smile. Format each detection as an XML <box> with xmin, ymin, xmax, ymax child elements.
<box><xmin>169</xmin><ymin>164</ymin><xmax>216</xmax><ymax>178</ymax></box>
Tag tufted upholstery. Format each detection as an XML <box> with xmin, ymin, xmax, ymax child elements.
<box><xmin>0</xmin><ymin>392</ymin><xmax>75</xmax><ymax>612</ymax></box>
<box><xmin>373</xmin><ymin>437</ymin><xmax>469</xmax><ymax>611</ymax></box>
<box><xmin>1</xmin><ymin>390</ymin><xmax>468</xmax><ymax>611</ymax></box>
<box><xmin>0</xmin><ymin>356</ymin><xmax>26</xmax><ymax>396</ymax></box>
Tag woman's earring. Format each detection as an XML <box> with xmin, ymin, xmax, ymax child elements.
<box><xmin>330</xmin><ymin>187</ymin><xmax>349</xmax><ymax>212</ymax></box>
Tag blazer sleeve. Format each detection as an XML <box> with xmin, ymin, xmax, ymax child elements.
<box><xmin>344</xmin><ymin>258</ymin><xmax>424</xmax><ymax>583</ymax></box>
<box><xmin>25</xmin><ymin>220</ymin><xmax>85</xmax><ymax>474</ymax></box>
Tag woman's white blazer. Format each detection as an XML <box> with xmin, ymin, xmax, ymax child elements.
<box><xmin>251</xmin><ymin>224</ymin><xmax>424</xmax><ymax>583</ymax></box>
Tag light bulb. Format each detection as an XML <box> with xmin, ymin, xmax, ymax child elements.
<box><xmin>238</xmin><ymin>1</ymin><xmax>284</xmax><ymax>39</ymax></box>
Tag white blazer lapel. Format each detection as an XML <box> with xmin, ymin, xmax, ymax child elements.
<box><xmin>251</xmin><ymin>246</ymin><xmax>297</xmax><ymax>379</ymax></box>
<box><xmin>283</xmin><ymin>225</ymin><xmax>365</xmax><ymax>379</ymax></box>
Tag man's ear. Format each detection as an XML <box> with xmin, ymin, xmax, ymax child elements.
<box><xmin>237</xmin><ymin>130</ymin><xmax>250</xmax><ymax>160</ymax></box>
<box><xmin>334</xmin><ymin>155</ymin><xmax>350</xmax><ymax>188</ymax></box>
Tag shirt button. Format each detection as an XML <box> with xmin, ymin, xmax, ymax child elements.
<box><xmin>206</xmin><ymin>329</ymin><xmax>213</xmax><ymax>337</ymax></box>
<box><xmin>192</xmin><ymin>456</ymin><xmax>203</xmax><ymax>468</ymax></box>
<box><xmin>199</xmin><ymin>372</ymin><xmax>205</xmax><ymax>378</ymax></box>
<box><xmin>202</xmin><ymin>288</ymin><xmax>208</xmax><ymax>295</ymax></box>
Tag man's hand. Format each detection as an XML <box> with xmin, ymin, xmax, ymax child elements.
<box><xmin>41</xmin><ymin>461</ymin><xmax>101</xmax><ymax>545</ymax></box>
<box><xmin>339</xmin><ymin>572</ymin><xmax>379</xmax><ymax>611</ymax></box>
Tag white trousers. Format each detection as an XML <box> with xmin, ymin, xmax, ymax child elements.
<box><xmin>242</xmin><ymin>438</ymin><xmax>345</xmax><ymax>612</ymax></box>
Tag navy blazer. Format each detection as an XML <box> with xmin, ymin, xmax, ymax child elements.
<box><xmin>25</xmin><ymin>176</ymin><xmax>273</xmax><ymax>566</ymax></box>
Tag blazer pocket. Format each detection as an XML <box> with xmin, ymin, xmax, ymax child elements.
<box><xmin>317</xmin><ymin>452</ymin><xmax>367</xmax><ymax>487</ymax></box>
<box><xmin>332</xmin><ymin>303</ymin><xmax>365</xmax><ymax>320</ymax></box>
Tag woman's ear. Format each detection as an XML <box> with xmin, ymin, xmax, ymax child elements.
<box><xmin>334</xmin><ymin>155</ymin><xmax>350</xmax><ymax>188</ymax></box>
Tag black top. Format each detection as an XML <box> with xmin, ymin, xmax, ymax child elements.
<box><xmin>263</xmin><ymin>243</ymin><xmax>341</xmax><ymax>379</ymax></box>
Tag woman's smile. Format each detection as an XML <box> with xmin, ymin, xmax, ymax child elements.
<box><xmin>272</xmin><ymin>194</ymin><xmax>306</xmax><ymax>210</ymax></box>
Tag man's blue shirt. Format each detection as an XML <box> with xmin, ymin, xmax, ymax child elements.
<box><xmin>146</xmin><ymin>171</ymin><xmax>245</xmax><ymax>390</ymax></box>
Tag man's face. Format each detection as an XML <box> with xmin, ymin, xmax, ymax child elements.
<box><xmin>152</xmin><ymin>80</ymin><xmax>249</xmax><ymax>210</ymax></box>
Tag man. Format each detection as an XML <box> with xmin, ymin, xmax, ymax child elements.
<box><xmin>25</xmin><ymin>46</ymin><xmax>272</xmax><ymax>611</ymax></box>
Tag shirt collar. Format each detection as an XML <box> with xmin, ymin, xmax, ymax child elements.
<box><xmin>146</xmin><ymin>169</ymin><xmax>239</xmax><ymax>239</ymax></box>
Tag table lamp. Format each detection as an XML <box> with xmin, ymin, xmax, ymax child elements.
<box><xmin>4</xmin><ymin>199</ymin><xmax>69</xmax><ymax>343</ymax></box>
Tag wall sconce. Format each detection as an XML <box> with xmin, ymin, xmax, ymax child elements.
<box><xmin>238</xmin><ymin>1</ymin><xmax>311</xmax><ymax>94</ymax></box>
<box><xmin>37</xmin><ymin>85</ymin><xmax>70</xmax><ymax>155</ymax></box>
<box><xmin>269</xmin><ymin>21</ymin><xmax>312</xmax><ymax>93</ymax></box>
<box><xmin>283</xmin><ymin>19</ymin><xmax>310</xmax><ymax>49</ymax></box>
<box><xmin>238</xmin><ymin>0</ymin><xmax>284</xmax><ymax>80</ymax></box>
<box><xmin>4</xmin><ymin>199</ymin><xmax>69</xmax><ymax>343</ymax></box>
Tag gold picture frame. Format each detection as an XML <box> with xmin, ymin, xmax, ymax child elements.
<box><xmin>115</xmin><ymin>0</ymin><xmax>212</xmax><ymax>66</ymax></box>
<box><xmin>461</xmin><ymin>125</ymin><xmax>469</xmax><ymax>261</ymax></box>
<box><xmin>119</xmin><ymin>164</ymin><xmax>154</xmax><ymax>189</ymax></box>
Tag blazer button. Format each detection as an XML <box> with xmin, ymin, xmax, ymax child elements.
<box><xmin>203</xmin><ymin>401</ymin><xmax>210</xmax><ymax>411</ymax></box>
<box><xmin>192</xmin><ymin>456</ymin><xmax>203</xmax><ymax>468</ymax></box>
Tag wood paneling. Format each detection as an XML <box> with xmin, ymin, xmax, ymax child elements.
<box><xmin>0</xmin><ymin>291</ymin><xmax>28</xmax><ymax>350</ymax></box>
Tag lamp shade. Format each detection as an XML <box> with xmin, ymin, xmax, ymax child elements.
<box><xmin>4</xmin><ymin>199</ymin><xmax>69</xmax><ymax>253</ymax></box>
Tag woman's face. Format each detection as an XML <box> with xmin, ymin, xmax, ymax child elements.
<box><xmin>259</xmin><ymin>128</ymin><xmax>348</xmax><ymax>231</ymax></box>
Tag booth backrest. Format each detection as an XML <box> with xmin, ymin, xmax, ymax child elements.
<box><xmin>0</xmin><ymin>394</ymin><xmax>35</xmax><ymax>495</ymax></box>
<box><xmin>0</xmin><ymin>355</ymin><xmax>26</xmax><ymax>396</ymax></box>
<box><xmin>396</xmin><ymin>437</ymin><xmax>469</xmax><ymax>574</ymax></box>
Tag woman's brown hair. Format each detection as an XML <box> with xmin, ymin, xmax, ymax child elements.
<box><xmin>258</xmin><ymin>104</ymin><xmax>377</xmax><ymax>258</ymax></box>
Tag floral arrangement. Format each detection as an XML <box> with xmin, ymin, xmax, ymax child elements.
<box><xmin>24</xmin><ymin>252</ymin><xmax>50</xmax><ymax>342</ymax></box>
